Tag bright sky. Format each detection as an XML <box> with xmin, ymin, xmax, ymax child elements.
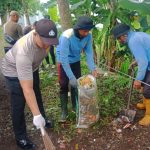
<box><xmin>40</xmin><ymin>0</ymin><xmax>49</xmax><ymax>3</ymax></box>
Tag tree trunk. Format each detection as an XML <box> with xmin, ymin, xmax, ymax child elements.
<box><xmin>57</xmin><ymin>0</ymin><xmax>72</xmax><ymax>31</ymax></box>
<box><xmin>107</xmin><ymin>0</ymin><xmax>117</xmax><ymax>71</ymax></box>
<box><xmin>93</xmin><ymin>41</ymin><xmax>97</xmax><ymax>65</ymax></box>
<box><xmin>24</xmin><ymin>11</ymin><xmax>30</xmax><ymax>26</ymax></box>
<box><xmin>22</xmin><ymin>0</ymin><xmax>30</xmax><ymax>26</ymax></box>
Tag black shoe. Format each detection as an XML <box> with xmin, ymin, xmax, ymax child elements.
<box><xmin>45</xmin><ymin>120</ymin><xmax>54</xmax><ymax>128</ymax></box>
<box><xmin>16</xmin><ymin>138</ymin><xmax>35</xmax><ymax>150</ymax></box>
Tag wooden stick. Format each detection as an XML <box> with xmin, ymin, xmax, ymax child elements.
<box><xmin>40</xmin><ymin>127</ymin><xmax>56</xmax><ymax>150</ymax></box>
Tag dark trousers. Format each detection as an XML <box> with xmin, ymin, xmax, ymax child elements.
<box><xmin>143</xmin><ymin>70</ymin><xmax>150</xmax><ymax>98</ymax></box>
<box><xmin>45</xmin><ymin>46</ymin><xmax>55</xmax><ymax>65</ymax></box>
<box><xmin>57</xmin><ymin>61</ymin><xmax>81</xmax><ymax>94</ymax></box>
<box><xmin>5</xmin><ymin>69</ymin><xmax>46</xmax><ymax>140</ymax></box>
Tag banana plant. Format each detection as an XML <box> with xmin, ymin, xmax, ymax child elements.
<box><xmin>46</xmin><ymin>0</ymin><xmax>150</xmax><ymax>72</ymax></box>
<box><xmin>119</xmin><ymin>0</ymin><xmax>150</xmax><ymax>14</ymax></box>
<box><xmin>90</xmin><ymin>0</ymin><xmax>150</xmax><ymax>71</ymax></box>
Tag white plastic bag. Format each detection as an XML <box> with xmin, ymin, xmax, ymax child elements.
<box><xmin>76</xmin><ymin>74</ymin><xmax>99</xmax><ymax>128</ymax></box>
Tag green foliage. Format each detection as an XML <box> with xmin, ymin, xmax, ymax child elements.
<box><xmin>97</xmin><ymin>75</ymin><xmax>130</xmax><ymax>118</ymax></box>
<box><xmin>40</xmin><ymin>68</ymin><xmax>134</xmax><ymax>137</ymax></box>
<box><xmin>115</xmin><ymin>8</ymin><xmax>131</xmax><ymax>25</ymax></box>
<box><xmin>41</xmin><ymin>0</ymin><xmax>56</xmax><ymax>16</ymax></box>
<box><xmin>40</xmin><ymin>69</ymin><xmax>60</xmax><ymax>131</ymax></box>
<box><xmin>70</xmin><ymin>0</ymin><xmax>101</xmax><ymax>23</ymax></box>
<box><xmin>25</xmin><ymin>0</ymin><xmax>41</xmax><ymax>16</ymax></box>
<box><xmin>39</xmin><ymin>57</ymin><xmax>139</xmax><ymax>139</ymax></box>
<box><xmin>48</xmin><ymin>6</ymin><xmax>59</xmax><ymax>22</ymax></box>
<box><xmin>40</xmin><ymin>73</ymin><xmax>52</xmax><ymax>88</ymax></box>
<box><xmin>80</xmin><ymin>54</ymin><xmax>90</xmax><ymax>75</ymax></box>
<box><xmin>120</xmin><ymin>57</ymin><xmax>131</xmax><ymax>74</ymax></box>
<box><xmin>0</xmin><ymin>0</ymin><xmax>22</xmax><ymax>16</ymax></box>
<box><xmin>119</xmin><ymin>0</ymin><xmax>150</xmax><ymax>15</ymax></box>
<box><xmin>0</xmin><ymin>0</ymin><xmax>42</xmax><ymax>24</ymax></box>
<box><xmin>42</xmin><ymin>0</ymin><xmax>56</xmax><ymax>8</ymax></box>
<box><xmin>1</xmin><ymin>0</ymin><xmax>39</xmax><ymax>15</ymax></box>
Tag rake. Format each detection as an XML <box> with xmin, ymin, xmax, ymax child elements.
<box><xmin>120</xmin><ymin>68</ymin><xmax>136</xmax><ymax>122</ymax></box>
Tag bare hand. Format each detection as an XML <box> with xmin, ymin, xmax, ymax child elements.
<box><xmin>92</xmin><ymin>70</ymin><xmax>97</xmax><ymax>78</ymax></box>
<box><xmin>133</xmin><ymin>80</ymin><xmax>141</xmax><ymax>89</ymax></box>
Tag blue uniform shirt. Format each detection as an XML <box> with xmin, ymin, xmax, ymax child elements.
<box><xmin>127</xmin><ymin>31</ymin><xmax>150</xmax><ymax>80</ymax></box>
<box><xmin>56</xmin><ymin>29</ymin><xmax>95</xmax><ymax>80</ymax></box>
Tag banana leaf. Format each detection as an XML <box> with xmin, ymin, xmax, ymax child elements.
<box><xmin>119</xmin><ymin>0</ymin><xmax>150</xmax><ymax>15</ymax></box>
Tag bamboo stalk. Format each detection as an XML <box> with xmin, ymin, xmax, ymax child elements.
<box><xmin>40</xmin><ymin>127</ymin><xmax>56</xmax><ymax>150</ymax></box>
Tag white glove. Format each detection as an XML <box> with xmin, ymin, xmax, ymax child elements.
<box><xmin>33</xmin><ymin>114</ymin><xmax>46</xmax><ymax>129</ymax></box>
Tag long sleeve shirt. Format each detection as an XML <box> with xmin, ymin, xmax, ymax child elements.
<box><xmin>56</xmin><ymin>29</ymin><xmax>95</xmax><ymax>80</ymax></box>
<box><xmin>127</xmin><ymin>31</ymin><xmax>150</xmax><ymax>80</ymax></box>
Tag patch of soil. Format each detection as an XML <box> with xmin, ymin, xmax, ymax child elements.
<box><xmin>1</xmin><ymin>62</ymin><xmax>150</xmax><ymax>150</ymax></box>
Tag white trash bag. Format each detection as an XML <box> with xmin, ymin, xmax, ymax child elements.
<box><xmin>76</xmin><ymin>74</ymin><xmax>99</xmax><ymax>128</ymax></box>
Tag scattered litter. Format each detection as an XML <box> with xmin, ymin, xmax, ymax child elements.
<box><xmin>75</xmin><ymin>144</ymin><xmax>79</xmax><ymax>150</ymax></box>
<box><xmin>112</xmin><ymin>118</ymin><xmax>123</xmax><ymax>126</ymax></box>
<box><xmin>77</xmin><ymin>128</ymin><xmax>82</xmax><ymax>133</ymax></box>
<box><xmin>112</xmin><ymin>110</ymin><xmax>137</xmax><ymax>132</ymax></box>
<box><xmin>123</xmin><ymin>123</ymin><xmax>132</xmax><ymax>129</ymax></box>
<box><xmin>104</xmin><ymin>72</ymin><xmax>108</xmax><ymax>77</ymax></box>
<box><xmin>119</xmin><ymin>109</ymin><xmax>136</xmax><ymax>122</ymax></box>
<box><xmin>121</xmin><ymin>116</ymin><xmax>130</xmax><ymax>123</ymax></box>
<box><xmin>57</xmin><ymin>138</ymin><xmax>66</xmax><ymax>144</ymax></box>
<box><xmin>59</xmin><ymin>143</ymin><xmax>66</xmax><ymax>149</ymax></box>
<box><xmin>112</xmin><ymin>67</ymin><xmax>136</xmax><ymax>133</ymax></box>
<box><xmin>58</xmin><ymin>138</ymin><xmax>66</xmax><ymax>149</ymax></box>
<box><xmin>115</xmin><ymin>128</ymin><xmax>122</xmax><ymax>133</ymax></box>
<box><xmin>123</xmin><ymin>109</ymin><xmax>136</xmax><ymax>122</ymax></box>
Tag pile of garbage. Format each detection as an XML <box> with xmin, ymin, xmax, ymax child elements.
<box><xmin>112</xmin><ymin>109</ymin><xmax>137</xmax><ymax>133</ymax></box>
<box><xmin>76</xmin><ymin>75</ymin><xmax>99</xmax><ymax>128</ymax></box>
<box><xmin>79</xmin><ymin>75</ymin><xmax>95</xmax><ymax>89</ymax></box>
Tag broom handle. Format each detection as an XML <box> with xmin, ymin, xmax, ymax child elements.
<box><xmin>40</xmin><ymin>127</ymin><xmax>45</xmax><ymax>136</ymax></box>
<box><xmin>40</xmin><ymin>127</ymin><xmax>56</xmax><ymax>150</ymax></box>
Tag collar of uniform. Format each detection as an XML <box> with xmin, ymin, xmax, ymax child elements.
<box><xmin>127</xmin><ymin>31</ymin><xmax>134</xmax><ymax>43</ymax></box>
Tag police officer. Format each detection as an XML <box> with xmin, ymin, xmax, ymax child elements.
<box><xmin>1</xmin><ymin>19</ymin><xmax>58</xmax><ymax>149</ymax></box>
<box><xmin>3</xmin><ymin>10</ymin><xmax>23</xmax><ymax>53</ymax></box>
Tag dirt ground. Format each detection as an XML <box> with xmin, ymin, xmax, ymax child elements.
<box><xmin>1</xmin><ymin>57</ymin><xmax>150</xmax><ymax>150</ymax></box>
